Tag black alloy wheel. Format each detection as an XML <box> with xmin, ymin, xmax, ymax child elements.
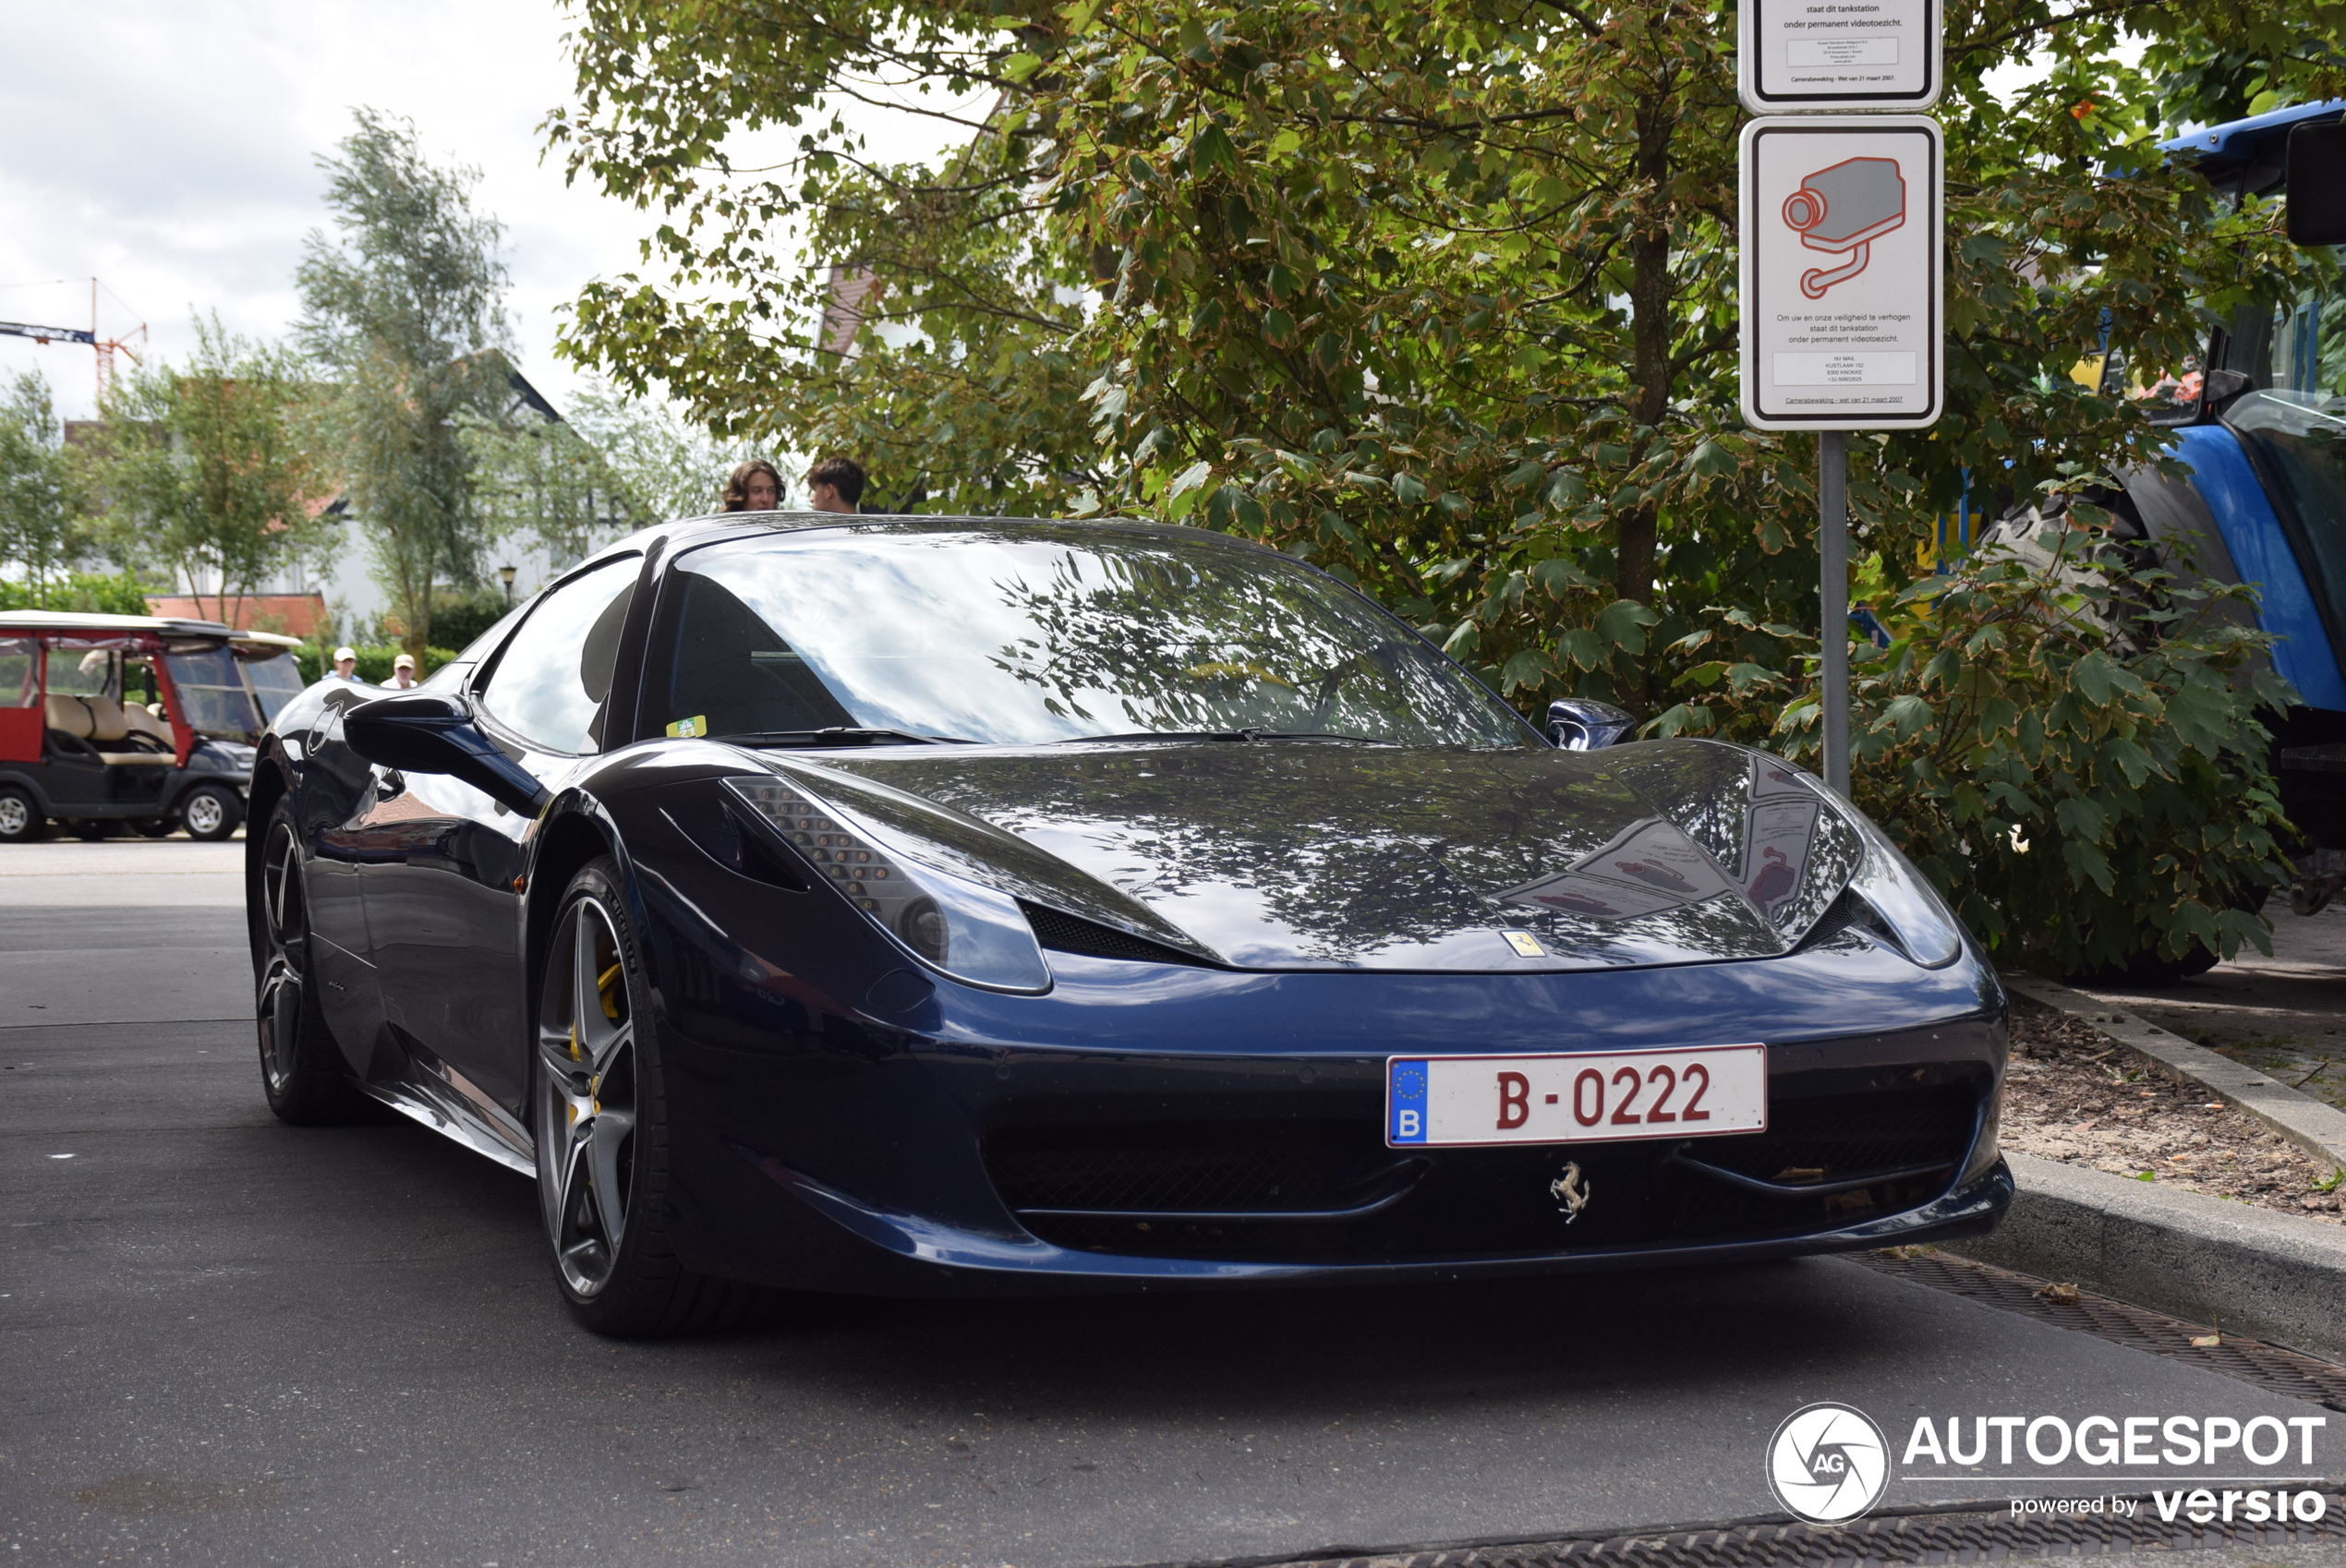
<box><xmin>182</xmin><ymin>783</ymin><xmax>244</xmax><ymax>842</ymax></box>
<box><xmin>0</xmin><ymin>787</ymin><xmax>45</xmax><ymax>843</ymax></box>
<box><xmin>533</xmin><ymin>858</ymin><xmax>768</xmax><ymax>1337</ymax></box>
<box><xmin>255</xmin><ymin>804</ymin><xmax>369</xmax><ymax>1125</ymax></box>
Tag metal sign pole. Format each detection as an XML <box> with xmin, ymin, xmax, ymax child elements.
<box><xmin>1818</xmin><ymin>431</ymin><xmax>1850</xmax><ymax>795</ymax></box>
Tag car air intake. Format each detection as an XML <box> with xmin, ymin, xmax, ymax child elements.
<box><xmin>1018</xmin><ymin>901</ymin><xmax>1215</xmax><ymax>967</ymax></box>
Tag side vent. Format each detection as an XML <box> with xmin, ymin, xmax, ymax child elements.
<box><xmin>1795</xmin><ymin>887</ymin><xmax>1899</xmax><ymax>955</ymax></box>
<box><xmin>1018</xmin><ymin>901</ymin><xmax>1215</xmax><ymax>968</ymax></box>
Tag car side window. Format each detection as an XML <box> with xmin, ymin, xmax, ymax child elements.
<box><xmin>478</xmin><ymin>556</ymin><xmax>640</xmax><ymax>754</ymax></box>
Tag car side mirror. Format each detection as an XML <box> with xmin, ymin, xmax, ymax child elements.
<box><xmin>343</xmin><ymin>692</ymin><xmax>550</xmax><ymax>817</ymax></box>
<box><xmin>1547</xmin><ymin>697</ymin><xmax>1636</xmax><ymax>750</ymax></box>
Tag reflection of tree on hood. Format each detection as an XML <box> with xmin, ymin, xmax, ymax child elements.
<box><xmin>984</xmin><ymin>540</ymin><xmax>1507</xmax><ymax>744</ymax></box>
<box><xmin>833</xmin><ymin>743</ymin><xmax>1788</xmax><ymax>966</ymax></box>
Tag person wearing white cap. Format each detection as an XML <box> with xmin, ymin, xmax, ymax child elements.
<box><xmin>328</xmin><ymin>646</ymin><xmax>364</xmax><ymax>684</ymax></box>
<box><xmin>379</xmin><ymin>653</ymin><xmax>418</xmax><ymax>690</ymax></box>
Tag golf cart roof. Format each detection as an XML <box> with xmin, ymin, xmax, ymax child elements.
<box><xmin>0</xmin><ymin>611</ymin><xmax>299</xmax><ymax>651</ymax></box>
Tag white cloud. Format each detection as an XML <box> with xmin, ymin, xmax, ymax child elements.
<box><xmin>0</xmin><ymin>0</ymin><xmax>971</xmax><ymax>422</ymax></box>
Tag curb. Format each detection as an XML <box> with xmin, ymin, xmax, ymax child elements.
<box><xmin>2003</xmin><ymin>971</ymin><xmax>2346</xmax><ymax>1175</ymax></box>
<box><xmin>1945</xmin><ymin>1151</ymin><xmax>2346</xmax><ymax>1365</ymax></box>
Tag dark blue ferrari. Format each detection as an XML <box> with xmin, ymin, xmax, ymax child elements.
<box><xmin>248</xmin><ymin>513</ymin><xmax>2010</xmax><ymax>1335</ymax></box>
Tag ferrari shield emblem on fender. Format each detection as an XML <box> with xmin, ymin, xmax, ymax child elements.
<box><xmin>1550</xmin><ymin>1163</ymin><xmax>1592</xmax><ymax>1223</ymax></box>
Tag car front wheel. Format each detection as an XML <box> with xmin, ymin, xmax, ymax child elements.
<box><xmin>256</xmin><ymin>806</ymin><xmax>369</xmax><ymax>1125</ymax></box>
<box><xmin>182</xmin><ymin>784</ymin><xmax>244</xmax><ymax>841</ymax></box>
<box><xmin>0</xmin><ymin>787</ymin><xmax>45</xmax><ymax>843</ymax></box>
<box><xmin>534</xmin><ymin>858</ymin><xmax>767</xmax><ymax>1337</ymax></box>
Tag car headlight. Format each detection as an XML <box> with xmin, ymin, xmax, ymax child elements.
<box><xmin>724</xmin><ymin>776</ymin><xmax>1052</xmax><ymax>994</ymax></box>
<box><xmin>1831</xmin><ymin>795</ymin><xmax>1965</xmax><ymax>969</ymax></box>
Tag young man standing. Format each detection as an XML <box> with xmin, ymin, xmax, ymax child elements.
<box><xmin>805</xmin><ymin>457</ymin><xmax>865</xmax><ymax>514</ymax></box>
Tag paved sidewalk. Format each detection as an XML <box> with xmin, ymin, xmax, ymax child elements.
<box><xmin>2065</xmin><ymin>905</ymin><xmax>2346</xmax><ymax>1115</ymax></box>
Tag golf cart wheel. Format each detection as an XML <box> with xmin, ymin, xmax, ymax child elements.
<box><xmin>130</xmin><ymin>818</ymin><xmax>175</xmax><ymax>838</ymax></box>
<box><xmin>72</xmin><ymin>819</ymin><xmax>121</xmax><ymax>841</ymax></box>
<box><xmin>181</xmin><ymin>784</ymin><xmax>244</xmax><ymax>841</ymax></box>
<box><xmin>0</xmin><ymin>787</ymin><xmax>44</xmax><ymax>843</ymax></box>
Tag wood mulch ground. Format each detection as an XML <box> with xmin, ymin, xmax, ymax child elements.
<box><xmin>2002</xmin><ymin>995</ymin><xmax>2346</xmax><ymax>1224</ymax></box>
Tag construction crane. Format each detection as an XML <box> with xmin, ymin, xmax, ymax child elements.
<box><xmin>0</xmin><ymin>278</ymin><xmax>146</xmax><ymax>403</ymax></box>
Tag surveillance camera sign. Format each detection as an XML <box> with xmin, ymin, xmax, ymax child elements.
<box><xmin>1738</xmin><ymin>0</ymin><xmax>1941</xmax><ymax>114</ymax></box>
<box><xmin>1739</xmin><ymin>115</ymin><xmax>1942</xmax><ymax>430</ymax></box>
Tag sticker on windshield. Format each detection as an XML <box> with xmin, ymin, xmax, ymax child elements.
<box><xmin>667</xmin><ymin>715</ymin><xmax>707</xmax><ymax>739</ymax></box>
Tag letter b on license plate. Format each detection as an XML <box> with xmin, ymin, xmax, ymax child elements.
<box><xmin>1386</xmin><ymin>1045</ymin><xmax>1768</xmax><ymax>1147</ymax></box>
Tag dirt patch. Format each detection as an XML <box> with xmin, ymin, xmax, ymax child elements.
<box><xmin>2004</xmin><ymin>996</ymin><xmax>2346</xmax><ymax>1224</ymax></box>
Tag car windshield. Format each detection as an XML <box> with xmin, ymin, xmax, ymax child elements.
<box><xmin>656</xmin><ymin>524</ymin><xmax>1533</xmax><ymax>747</ymax></box>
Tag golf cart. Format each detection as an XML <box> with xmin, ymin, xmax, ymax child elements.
<box><xmin>0</xmin><ymin>610</ymin><xmax>309</xmax><ymax>843</ymax></box>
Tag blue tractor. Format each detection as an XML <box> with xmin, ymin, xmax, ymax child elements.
<box><xmin>1992</xmin><ymin>101</ymin><xmax>2346</xmax><ymax>949</ymax></box>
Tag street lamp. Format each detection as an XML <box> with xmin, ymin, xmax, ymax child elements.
<box><xmin>498</xmin><ymin>564</ymin><xmax>516</xmax><ymax>605</ymax></box>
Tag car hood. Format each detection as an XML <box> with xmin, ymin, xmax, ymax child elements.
<box><xmin>772</xmin><ymin>738</ymin><xmax>1871</xmax><ymax>973</ymax></box>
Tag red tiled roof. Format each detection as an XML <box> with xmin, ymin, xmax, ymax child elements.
<box><xmin>144</xmin><ymin>593</ymin><xmax>328</xmax><ymax>637</ymax></box>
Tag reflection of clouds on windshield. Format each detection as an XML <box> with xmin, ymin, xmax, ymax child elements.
<box><xmin>679</xmin><ymin>525</ymin><xmax>1526</xmax><ymax>747</ymax></box>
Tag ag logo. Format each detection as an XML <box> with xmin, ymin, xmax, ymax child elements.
<box><xmin>1765</xmin><ymin>1402</ymin><xmax>1890</xmax><ymax>1524</ymax></box>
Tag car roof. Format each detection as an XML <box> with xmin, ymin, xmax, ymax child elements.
<box><xmin>583</xmin><ymin>512</ymin><xmax>1282</xmax><ymax>575</ymax></box>
<box><xmin>0</xmin><ymin>609</ymin><xmax>236</xmax><ymax>639</ymax></box>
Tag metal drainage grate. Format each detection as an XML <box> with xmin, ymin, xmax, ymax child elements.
<box><xmin>1264</xmin><ymin>1499</ymin><xmax>2346</xmax><ymax>1568</ymax></box>
<box><xmin>1850</xmin><ymin>1248</ymin><xmax>2346</xmax><ymax>1410</ymax></box>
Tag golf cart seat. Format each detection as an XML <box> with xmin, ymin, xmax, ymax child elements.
<box><xmin>44</xmin><ymin>694</ymin><xmax>175</xmax><ymax>765</ymax></box>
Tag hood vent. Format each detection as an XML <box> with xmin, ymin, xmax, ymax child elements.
<box><xmin>1020</xmin><ymin>900</ymin><xmax>1217</xmax><ymax>968</ymax></box>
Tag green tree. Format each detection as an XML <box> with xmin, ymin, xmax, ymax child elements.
<box><xmin>0</xmin><ymin>369</ymin><xmax>90</xmax><ymax>603</ymax></box>
<box><xmin>545</xmin><ymin>0</ymin><xmax>2346</xmax><ymax>969</ymax></box>
<box><xmin>298</xmin><ymin>106</ymin><xmax>511</xmax><ymax>658</ymax></box>
<box><xmin>563</xmin><ymin>380</ymin><xmax>758</xmax><ymax>523</ymax></box>
<box><xmin>84</xmin><ymin>317</ymin><xmax>335</xmax><ymax>624</ymax></box>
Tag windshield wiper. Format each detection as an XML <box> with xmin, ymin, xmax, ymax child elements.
<box><xmin>722</xmin><ymin>727</ymin><xmax>971</xmax><ymax>747</ymax></box>
<box><xmin>1057</xmin><ymin>729</ymin><xmax>1393</xmax><ymax>744</ymax></box>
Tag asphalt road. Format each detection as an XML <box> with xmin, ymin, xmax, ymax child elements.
<box><xmin>2</xmin><ymin>840</ymin><xmax>2341</xmax><ymax>1567</ymax></box>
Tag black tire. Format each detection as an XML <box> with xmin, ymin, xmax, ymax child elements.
<box><xmin>130</xmin><ymin>817</ymin><xmax>175</xmax><ymax>838</ymax></box>
<box><xmin>72</xmin><ymin>819</ymin><xmax>122</xmax><ymax>841</ymax></box>
<box><xmin>0</xmin><ymin>787</ymin><xmax>47</xmax><ymax>842</ymax></box>
<box><xmin>533</xmin><ymin>857</ymin><xmax>768</xmax><ymax>1337</ymax></box>
<box><xmin>255</xmin><ymin>804</ymin><xmax>370</xmax><ymax>1125</ymax></box>
<box><xmin>181</xmin><ymin>783</ymin><xmax>244</xmax><ymax>841</ymax></box>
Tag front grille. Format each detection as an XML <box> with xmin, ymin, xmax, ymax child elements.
<box><xmin>1682</xmin><ymin>1085</ymin><xmax>1974</xmax><ymax>1185</ymax></box>
<box><xmin>986</xmin><ymin>1120</ymin><xmax>1385</xmax><ymax>1214</ymax></box>
<box><xmin>987</xmin><ymin>1080</ymin><xmax>1985</xmax><ymax>1263</ymax></box>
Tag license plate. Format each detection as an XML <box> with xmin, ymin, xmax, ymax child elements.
<box><xmin>1385</xmin><ymin>1044</ymin><xmax>1768</xmax><ymax>1148</ymax></box>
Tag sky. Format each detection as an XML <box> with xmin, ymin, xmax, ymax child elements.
<box><xmin>0</xmin><ymin>0</ymin><xmax>965</xmax><ymax>426</ymax></box>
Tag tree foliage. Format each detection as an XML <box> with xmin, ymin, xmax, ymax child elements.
<box><xmin>299</xmin><ymin>107</ymin><xmax>512</xmax><ymax>658</ymax></box>
<box><xmin>546</xmin><ymin>0</ymin><xmax>2346</xmax><ymax>964</ymax></box>
<box><xmin>0</xmin><ymin>369</ymin><xmax>91</xmax><ymax>603</ymax></box>
<box><xmin>82</xmin><ymin>317</ymin><xmax>335</xmax><ymax>625</ymax></box>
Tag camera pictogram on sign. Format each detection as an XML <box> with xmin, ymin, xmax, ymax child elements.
<box><xmin>1782</xmin><ymin>157</ymin><xmax>1907</xmax><ymax>298</ymax></box>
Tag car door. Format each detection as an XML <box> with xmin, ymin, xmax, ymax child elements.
<box><xmin>358</xmin><ymin>556</ymin><xmax>641</xmax><ymax>1113</ymax></box>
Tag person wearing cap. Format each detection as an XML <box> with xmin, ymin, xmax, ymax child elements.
<box><xmin>328</xmin><ymin>646</ymin><xmax>365</xmax><ymax>684</ymax></box>
<box><xmin>379</xmin><ymin>653</ymin><xmax>418</xmax><ymax>690</ymax></box>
